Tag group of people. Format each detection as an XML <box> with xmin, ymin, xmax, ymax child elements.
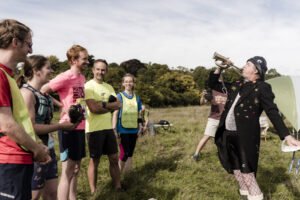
<box><xmin>193</xmin><ymin>57</ymin><xmax>300</xmax><ymax>199</ymax></box>
<box><xmin>0</xmin><ymin>19</ymin><xmax>145</xmax><ymax>200</ymax></box>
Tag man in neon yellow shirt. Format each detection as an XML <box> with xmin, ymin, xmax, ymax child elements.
<box><xmin>85</xmin><ymin>59</ymin><xmax>123</xmax><ymax>194</ymax></box>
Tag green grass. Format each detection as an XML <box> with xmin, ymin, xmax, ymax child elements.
<box><xmin>53</xmin><ymin>106</ymin><xmax>300</xmax><ymax>200</ymax></box>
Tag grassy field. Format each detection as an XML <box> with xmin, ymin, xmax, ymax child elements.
<box><xmin>54</xmin><ymin>106</ymin><xmax>300</xmax><ymax>200</ymax></box>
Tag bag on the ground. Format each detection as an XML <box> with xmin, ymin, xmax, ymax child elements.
<box><xmin>158</xmin><ymin>120</ymin><xmax>171</xmax><ymax>131</ymax></box>
<box><xmin>158</xmin><ymin>120</ymin><xmax>170</xmax><ymax>125</ymax></box>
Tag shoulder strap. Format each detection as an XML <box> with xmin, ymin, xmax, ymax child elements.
<box><xmin>22</xmin><ymin>84</ymin><xmax>40</xmax><ymax>113</ymax></box>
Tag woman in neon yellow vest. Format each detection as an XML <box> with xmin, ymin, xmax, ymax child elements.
<box><xmin>19</xmin><ymin>55</ymin><xmax>77</xmax><ymax>200</ymax></box>
<box><xmin>112</xmin><ymin>73</ymin><xmax>143</xmax><ymax>174</ymax></box>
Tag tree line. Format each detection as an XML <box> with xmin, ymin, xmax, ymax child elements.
<box><xmin>48</xmin><ymin>55</ymin><xmax>281</xmax><ymax>107</ymax></box>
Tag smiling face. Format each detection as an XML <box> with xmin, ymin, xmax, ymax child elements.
<box><xmin>122</xmin><ymin>75</ymin><xmax>135</xmax><ymax>92</ymax></box>
<box><xmin>73</xmin><ymin>51</ymin><xmax>89</xmax><ymax>71</ymax></box>
<box><xmin>35</xmin><ymin>60</ymin><xmax>53</xmax><ymax>84</ymax></box>
<box><xmin>15</xmin><ymin>33</ymin><xmax>33</xmax><ymax>63</ymax></box>
<box><xmin>92</xmin><ymin>61</ymin><xmax>107</xmax><ymax>82</ymax></box>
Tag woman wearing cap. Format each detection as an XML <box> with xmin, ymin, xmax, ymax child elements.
<box><xmin>209</xmin><ymin>56</ymin><xmax>300</xmax><ymax>200</ymax></box>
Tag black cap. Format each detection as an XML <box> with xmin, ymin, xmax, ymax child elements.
<box><xmin>247</xmin><ymin>56</ymin><xmax>268</xmax><ymax>80</ymax></box>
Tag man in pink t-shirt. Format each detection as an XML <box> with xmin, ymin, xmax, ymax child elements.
<box><xmin>42</xmin><ymin>44</ymin><xmax>89</xmax><ymax>200</ymax></box>
<box><xmin>0</xmin><ymin>19</ymin><xmax>50</xmax><ymax>200</ymax></box>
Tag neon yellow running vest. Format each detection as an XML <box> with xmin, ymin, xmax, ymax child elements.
<box><xmin>0</xmin><ymin>68</ymin><xmax>36</xmax><ymax>150</ymax></box>
<box><xmin>120</xmin><ymin>93</ymin><xmax>138</xmax><ymax>128</ymax></box>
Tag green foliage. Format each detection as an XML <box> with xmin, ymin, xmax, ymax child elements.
<box><xmin>48</xmin><ymin>56</ymin><xmax>281</xmax><ymax>107</ymax></box>
<box><xmin>104</xmin><ymin>64</ymin><xmax>126</xmax><ymax>91</ymax></box>
<box><xmin>120</xmin><ymin>59</ymin><xmax>146</xmax><ymax>76</ymax></box>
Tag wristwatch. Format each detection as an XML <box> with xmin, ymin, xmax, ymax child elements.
<box><xmin>102</xmin><ymin>102</ymin><xmax>107</xmax><ymax>109</ymax></box>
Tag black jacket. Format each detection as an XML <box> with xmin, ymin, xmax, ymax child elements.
<box><xmin>209</xmin><ymin>71</ymin><xmax>289</xmax><ymax>173</ymax></box>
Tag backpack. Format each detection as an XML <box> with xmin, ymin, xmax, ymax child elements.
<box><xmin>158</xmin><ymin>120</ymin><xmax>171</xmax><ymax>130</ymax></box>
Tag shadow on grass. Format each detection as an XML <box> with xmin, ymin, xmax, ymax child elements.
<box><xmin>94</xmin><ymin>152</ymin><xmax>183</xmax><ymax>200</ymax></box>
<box><xmin>258</xmin><ymin>166</ymin><xmax>300</xmax><ymax>200</ymax></box>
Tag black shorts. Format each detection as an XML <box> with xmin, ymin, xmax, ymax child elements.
<box><xmin>87</xmin><ymin>129</ymin><xmax>118</xmax><ymax>159</ymax></box>
<box><xmin>119</xmin><ymin>134</ymin><xmax>138</xmax><ymax>161</ymax></box>
<box><xmin>225</xmin><ymin>130</ymin><xmax>256</xmax><ymax>173</ymax></box>
<box><xmin>58</xmin><ymin>130</ymin><xmax>86</xmax><ymax>161</ymax></box>
<box><xmin>31</xmin><ymin>148</ymin><xmax>58</xmax><ymax>190</ymax></box>
<box><xmin>0</xmin><ymin>163</ymin><xmax>33</xmax><ymax>200</ymax></box>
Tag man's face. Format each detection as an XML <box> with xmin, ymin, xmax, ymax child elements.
<box><xmin>242</xmin><ymin>61</ymin><xmax>258</xmax><ymax>80</ymax></box>
<box><xmin>73</xmin><ymin>51</ymin><xmax>89</xmax><ymax>70</ymax></box>
<box><xmin>16</xmin><ymin>34</ymin><xmax>33</xmax><ymax>62</ymax></box>
<box><xmin>92</xmin><ymin>62</ymin><xmax>107</xmax><ymax>81</ymax></box>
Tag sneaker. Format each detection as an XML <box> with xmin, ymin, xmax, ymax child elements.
<box><xmin>239</xmin><ymin>189</ymin><xmax>249</xmax><ymax>200</ymax></box>
<box><xmin>192</xmin><ymin>154</ymin><xmax>200</xmax><ymax>161</ymax></box>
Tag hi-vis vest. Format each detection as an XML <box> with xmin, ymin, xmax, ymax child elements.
<box><xmin>0</xmin><ymin>68</ymin><xmax>36</xmax><ymax>150</ymax></box>
<box><xmin>120</xmin><ymin>93</ymin><xmax>138</xmax><ymax>129</ymax></box>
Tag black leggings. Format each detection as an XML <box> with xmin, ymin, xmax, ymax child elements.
<box><xmin>119</xmin><ymin>134</ymin><xmax>138</xmax><ymax>162</ymax></box>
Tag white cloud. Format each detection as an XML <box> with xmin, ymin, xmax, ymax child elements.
<box><xmin>1</xmin><ymin>0</ymin><xmax>300</xmax><ymax>75</ymax></box>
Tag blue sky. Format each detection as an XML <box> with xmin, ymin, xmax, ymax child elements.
<box><xmin>2</xmin><ymin>0</ymin><xmax>300</xmax><ymax>75</ymax></box>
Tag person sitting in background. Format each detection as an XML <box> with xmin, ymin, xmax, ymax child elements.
<box><xmin>141</xmin><ymin>105</ymin><xmax>155</xmax><ymax>135</ymax></box>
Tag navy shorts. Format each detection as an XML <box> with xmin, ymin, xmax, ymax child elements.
<box><xmin>0</xmin><ymin>163</ymin><xmax>33</xmax><ymax>200</ymax></box>
<box><xmin>87</xmin><ymin>129</ymin><xmax>118</xmax><ymax>159</ymax></box>
<box><xmin>58</xmin><ymin>130</ymin><xmax>86</xmax><ymax>161</ymax></box>
<box><xmin>31</xmin><ymin>148</ymin><xmax>58</xmax><ymax>190</ymax></box>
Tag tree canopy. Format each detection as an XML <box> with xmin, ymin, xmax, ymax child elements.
<box><xmin>47</xmin><ymin>55</ymin><xmax>281</xmax><ymax>107</ymax></box>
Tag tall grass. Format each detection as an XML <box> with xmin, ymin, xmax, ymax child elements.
<box><xmin>53</xmin><ymin>106</ymin><xmax>300</xmax><ymax>200</ymax></box>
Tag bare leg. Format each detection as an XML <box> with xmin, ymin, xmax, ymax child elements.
<box><xmin>69</xmin><ymin>161</ymin><xmax>81</xmax><ymax>200</ymax></box>
<box><xmin>57</xmin><ymin>159</ymin><xmax>80</xmax><ymax>200</ymax></box>
<box><xmin>108</xmin><ymin>153</ymin><xmax>121</xmax><ymax>189</ymax></box>
<box><xmin>119</xmin><ymin>159</ymin><xmax>126</xmax><ymax>174</ymax></box>
<box><xmin>194</xmin><ymin>135</ymin><xmax>211</xmax><ymax>155</ymax></box>
<box><xmin>42</xmin><ymin>178</ymin><xmax>58</xmax><ymax>200</ymax></box>
<box><xmin>31</xmin><ymin>190</ymin><xmax>42</xmax><ymax>200</ymax></box>
<box><xmin>124</xmin><ymin>157</ymin><xmax>133</xmax><ymax>173</ymax></box>
<box><xmin>87</xmin><ymin>158</ymin><xmax>100</xmax><ymax>194</ymax></box>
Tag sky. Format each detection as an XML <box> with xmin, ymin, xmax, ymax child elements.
<box><xmin>1</xmin><ymin>0</ymin><xmax>300</xmax><ymax>75</ymax></box>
